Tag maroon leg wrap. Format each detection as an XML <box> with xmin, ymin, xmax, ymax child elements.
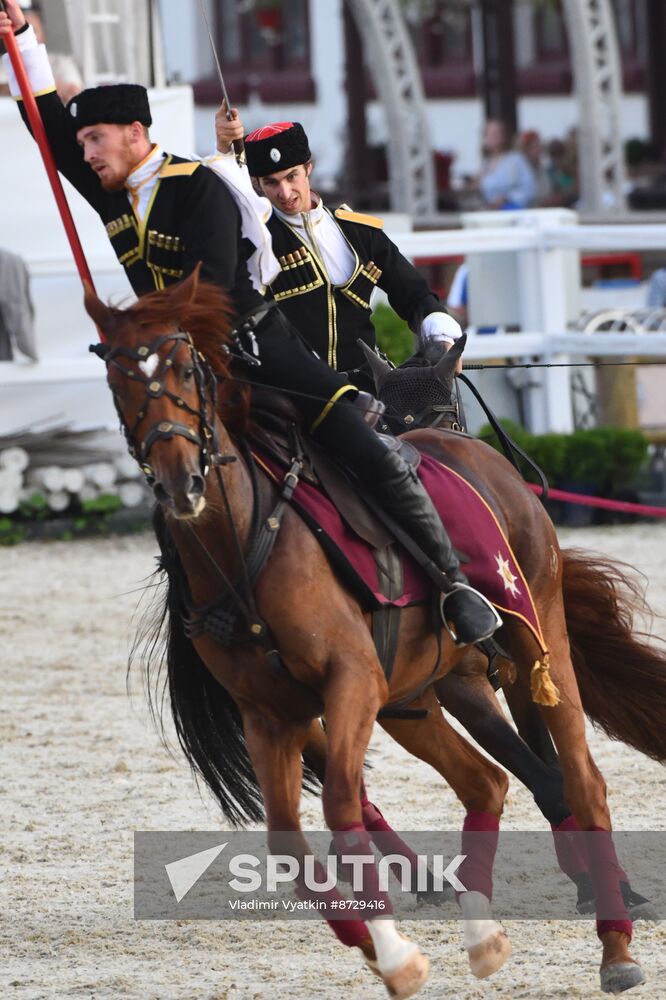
<box><xmin>551</xmin><ymin>814</ymin><xmax>589</xmax><ymax>878</ymax></box>
<box><xmin>334</xmin><ymin>822</ymin><xmax>393</xmax><ymax>915</ymax></box>
<box><xmin>552</xmin><ymin>815</ymin><xmax>629</xmax><ymax>882</ymax></box>
<box><xmin>457</xmin><ymin>810</ymin><xmax>499</xmax><ymax>902</ymax></box>
<box><xmin>361</xmin><ymin>789</ymin><xmax>421</xmax><ymax>879</ymax></box>
<box><xmin>295</xmin><ymin>859</ymin><xmax>371</xmax><ymax>948</ymax></box>
<box><xmin>586</xmin><ymin>826</ymin><xmax>632</xmax><ymax>941</ymax></box>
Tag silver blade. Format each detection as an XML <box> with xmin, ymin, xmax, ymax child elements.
<box><xmin>196</xmin><ymin>0</ymin><xmax>232</xmax><ymax>114</ymax></box>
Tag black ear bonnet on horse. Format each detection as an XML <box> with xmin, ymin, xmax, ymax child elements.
<box><xmin>379</xmin><ymin>355</ymin><xmax>454</xmax><ymax>417</ymax></box>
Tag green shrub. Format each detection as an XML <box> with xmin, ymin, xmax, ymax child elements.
<box><xmin>371</xmin><ymin>304</ymin><xmax>414</xmax><ymax>365</ymax></box>
<box><xmin>525</xmin><ymin>433</ymin><xmax>568</xmax><ymax>485</ymax></box>
<box><xmin>559</xmin><ymin>428</ymin><xmax>648</xmax><ymax>491</ymax></box>
<box><xmin>561</xmin><ymin>429</ymin><xmax>614</xmax><ymax>488</ymax></box>
<box><xmin>478</xmin><ymin>418</ymin><xmax>531</xmax><ymax>452</ymax></box>
<box><xmin>477</xmin><ymin>421</ymin><xmax>649</xmax><ymax>492</ymax></box>
<box><xmin>81</xmin><ymin>493</ymin><xmax>122</xmax><ymax>515</ymax></box>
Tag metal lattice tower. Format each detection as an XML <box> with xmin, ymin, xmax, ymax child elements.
<box><xmin>346</xmin><ymin>0</ymin><xmax>436</xmax><ymax>218</ymax></box>
<box><xmin>561</xmin><ymin>0</ymin><xmax>627</xmax><ymax>213</ymax></box>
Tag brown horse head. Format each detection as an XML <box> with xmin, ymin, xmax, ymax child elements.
<box><xmin>84</xmin><ymin>266</ymin><xmax>234</xmax><ymax>518</ymax></box>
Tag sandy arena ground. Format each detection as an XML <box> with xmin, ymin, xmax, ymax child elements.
<box><xmin>2</xmin><ymin>522</ymin><xmax>666</xmax><ymax>1000</ymax></box>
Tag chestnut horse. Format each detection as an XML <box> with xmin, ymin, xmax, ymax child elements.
<box><xmin>86</xmin><ymin>272</ymin><xmax>665</xmax><ymax>998</ymax></box>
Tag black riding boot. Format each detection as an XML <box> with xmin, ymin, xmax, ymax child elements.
<box><xmin>367</xmin><ymin>447</ymin><xmax>501</xmax><ymax>645</ymax></box>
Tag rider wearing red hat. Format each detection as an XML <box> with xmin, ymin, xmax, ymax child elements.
<box><xmin>216</xmin><ymin>112</ymin><xmax>464</xmax><ymax>389</ymax></box>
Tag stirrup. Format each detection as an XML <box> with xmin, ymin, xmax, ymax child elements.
<box><xmin>440</xmin><ymin>583</ymin><xmax>503</xmax><ymax>646</ymax></box>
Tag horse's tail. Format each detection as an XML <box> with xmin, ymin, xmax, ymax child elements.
<box><xmin>562</xmin><ymin>548</ymin><xmax>666</xmax><ymax>763</ymax></box>
<box><xmin>134</xmin><ymin>509</ymin><xmax>265</xmax><ymax>827</ymax></box>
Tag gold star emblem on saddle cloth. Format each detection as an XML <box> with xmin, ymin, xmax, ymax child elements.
<box><xmin>495</xmin><ymin>552</ymin><xmax>521</xmax><ymax>598</ymax></box>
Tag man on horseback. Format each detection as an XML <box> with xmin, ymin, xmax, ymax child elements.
<box><xmin>0</xmin><ymin>0</ymin><xmax>499</xmax><ymax>646</ymax></box>
<box><xmin>214</xmin><ymin>111</ymin><xmax>463</xmax><ymax>390</ymax></box>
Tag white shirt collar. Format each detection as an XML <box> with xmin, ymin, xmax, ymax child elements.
<box><xmin>126</xmin><ymin>145</ymin><xmax>165</xmax><ymax>188</ymax></box>
<box><xmin>274</xmin><ymin>192</ymin><xmax>326</xmax><ymax>228</ymax></box>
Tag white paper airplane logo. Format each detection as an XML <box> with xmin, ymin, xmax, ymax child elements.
<box><xmin>165</xmin><ymin>842</ymin><xmax>227</xmax><ymax>902</ymax></box>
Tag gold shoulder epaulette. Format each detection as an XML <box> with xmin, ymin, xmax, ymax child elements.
<box><xmin>159</xmin><ymin>162</ymin><xmax>200</xmax><ymax>178</ymax></box>
<box><xmin>335</xmin><ymin>206</ymin><xmax>385</xmax><ymax>230</ymax></box>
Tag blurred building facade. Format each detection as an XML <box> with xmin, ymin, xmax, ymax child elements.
<box><xmin>158</xmin><ymin>0</ymin><xmax>652</xmax><ymax>199</ymax></box>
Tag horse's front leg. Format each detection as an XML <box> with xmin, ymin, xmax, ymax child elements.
<box><xmin>241</xmin><ymin>711</ymin><xmax>377</xmax><ymax>967</ymax></box>
<box><xmin>303</xmin><ymin>719</ymin><xmax>435</xmax><ymax>896</ymax></box>
<box><xmin>321</xmin><ymin>654</ymin><xmax>430</xmax><ymax>999</ymax></box>
<box><xmin>379</xmin><ymin>686</ymin><xmax>512</xmax><ymax>981</ymax></box>
<box><xmin>435</xmin><ymin>655</ymin><xmax>569</xmax><ymax>822</ymax></box>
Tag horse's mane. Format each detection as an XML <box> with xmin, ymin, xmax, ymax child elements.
<box><xmin>112</xmin><ymin>279</ymin><xmax>251</xmax><ymax>426</ymax></box>
<box><xmin>118</xmin><ymin>280</ymin><xmax>235</xmax><ymax>374</ymax></box>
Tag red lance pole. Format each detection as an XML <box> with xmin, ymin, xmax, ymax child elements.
<box><xmin>1</xmin><ymin>8</ymin><xmax>105</xmax><ymax>339</ymax></box>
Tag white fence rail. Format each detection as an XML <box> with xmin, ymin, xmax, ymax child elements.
<box><xmin>392</xmin><ymin>210</ymin><xmax>666</xmax><ymax>433</ymax></box>
<box><xmin>2</xmin><ymin>208</ymin><xmax>666</xmax><ymax>436</ymax></box>
<box><xmin>462</xmin><ymin>332</ymin><xmax>666</xmax><ymax>361</ymax></box>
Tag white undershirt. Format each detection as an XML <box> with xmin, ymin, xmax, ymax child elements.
<box><xmin>124</xmin><ymin>145</ymin><xmax>166</xmax><ymax>222</ymax></box>
<box><xmin>274</xmin><ymin>197</ymin><xmax>461</xmax><ymax>343</ymax></box>
<box><xmin>274</xmin><ymin>196</ymin><xmax>356</xmax><ymax>286</ymax></box>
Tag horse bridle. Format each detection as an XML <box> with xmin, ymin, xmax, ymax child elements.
<box><xmin>91</xmin><ymin>330</ymin><xmax>228</xmax><ymax>485</ymax></box>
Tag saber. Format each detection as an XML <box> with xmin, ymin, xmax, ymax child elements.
<box><xmin>0</xmin><ymin>1</ymin><xmax>101</xmax><ymax>331</ymax></box>
<box><xmin>195</xmin><ymin>0</ymin><xmax>245</xmax><ymax>165</ymax></box>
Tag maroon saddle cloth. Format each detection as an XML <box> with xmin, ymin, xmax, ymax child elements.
<box><xmin>253</xmin><ymin>448</ymin><xmax>546</xmax><ymax>652</ymax></box>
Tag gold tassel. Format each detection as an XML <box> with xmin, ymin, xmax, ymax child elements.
<box><xmin>530</xmin><ymin>652</ymin><xmax>560</xmax><ymax>706</ymax></box>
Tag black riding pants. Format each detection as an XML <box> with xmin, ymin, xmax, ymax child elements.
<box><xmin>252</xmin><ymin>310</ymin><xmax>389</xmax><ymax>474</ymax></box>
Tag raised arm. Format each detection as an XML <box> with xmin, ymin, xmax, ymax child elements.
<box><xmin>215</xmin><ymin>101</ymin><xmax>245</xmax><ymax>155</ymax></box>
<box><xmin>0</xmin><ymin>0</ymin><xmax>102</xmax><ymax>209</ymax></box>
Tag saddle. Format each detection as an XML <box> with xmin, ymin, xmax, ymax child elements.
<box><xmin>188</xmin><ymin>380</ymin><xmax>527</xmax><ymax>711</ymax></box>
<box><xmin>247</xmin><ymin>387</ymin><xmax>430</xmax><ymax>700</ymax></box>
<box><xmin>249</xmin><ymin>386</ymin><xmax>420</xmax><ymax>551</ymax></box>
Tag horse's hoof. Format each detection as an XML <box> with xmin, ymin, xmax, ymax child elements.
<box><xmin>628</xmin><ymin>900</ymin><xmax>659</xmax><ymax>922</ymax></box>
<box><xmin>622</xmin><ymin>886</ymin><xmax>659</xmax><ymax>922</ymax></box>
<box><xmin>467</xmin><ymin>930</ymin><xmax>512</xmax><ymax>979</ymax></box>
<box><xmin>380</xmin><ymin>948</ymin><xmax>430</xmax><ymax>999</ymax></box>
<box><xmin>600</xmin><ymin>962</ymin><xmax>646</xmax><ymax>994</ymax></box>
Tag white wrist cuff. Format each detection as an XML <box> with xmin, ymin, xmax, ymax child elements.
<box><xmin>421</xmin><ymin>311</ymin><xmax>463</xmax><ymax>343</ymax></box>
<box><xmin>4</xmin><ymin>31</ymin><xmax>56</xmax><ymax>98</ymax></box>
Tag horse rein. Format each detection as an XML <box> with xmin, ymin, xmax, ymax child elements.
<box><xmin>90</xmin><ymin>331</ymin><xmax>274</xmax><ymax>644</ymax></box>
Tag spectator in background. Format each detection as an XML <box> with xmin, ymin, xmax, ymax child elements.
<box><xmin>520</xmin><ymin>129</ymin><xmax>554</xmax><ymax>206</ymax></box>
<box><xmin>646</xmin><ymin>268</ymin><xmax>666</xmax><ymax>308</ymax></box>
<box><xmin>547</xmin><ymin>136</ymin><xmax>579</xmax><ymax>208</ymax></box>
<box><xmin>478</xmin><ymin>119</ymin><xmax>538</xmax><ymax>210</ymax></box>
<box><xmin>0</xmin><ymin>0</ymin><xmax>83</xmax><ymax>102</ymax></box>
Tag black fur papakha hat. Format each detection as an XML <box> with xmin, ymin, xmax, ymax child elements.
<box><xmin>244</xmin><ymin>122</ymin><xmax>311</xmax><ymax>177</ymax></box>
<box><xmin>66</xmin><ymin>84</ymin><xmax>152</xmax><ymax>131</ymax></box>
